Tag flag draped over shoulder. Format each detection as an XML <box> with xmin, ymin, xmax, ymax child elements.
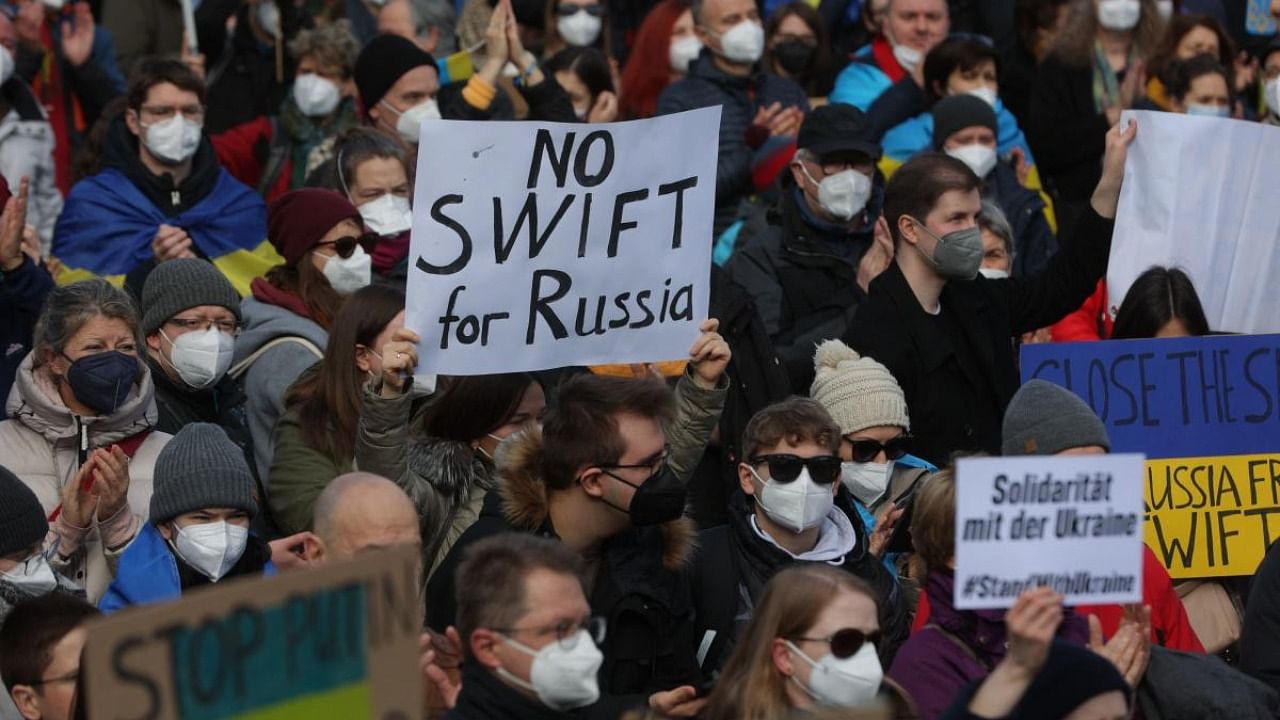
<box><xmin>52</xmin><ymin>168</ymin><xmax>281</xmax><ymax>295</ymax></box>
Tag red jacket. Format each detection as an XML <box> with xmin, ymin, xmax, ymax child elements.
<box><xmin>1051</xmin><ymin>279</ymin><xmax>1114</xmax><ymax>341</ymax></box>
<box><xmin>212</xmin><ymin>116</ymin><xmax>291</xmax><ymax>203</ymax></box>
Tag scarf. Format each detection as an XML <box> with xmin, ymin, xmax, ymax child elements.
<box><xmin>1091</xmin><ymin>40</ymin><xmax>1136</xmax><ymax>114</ymax></box>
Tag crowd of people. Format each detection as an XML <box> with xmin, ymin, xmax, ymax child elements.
<box><xmin>2</xmin><ymin>0</ymin><xmax>1280</xmax><ymax>718</ymax></box>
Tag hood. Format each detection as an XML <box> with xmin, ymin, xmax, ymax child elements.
<box><xmin>231</xmin><ymin>297</ymin><xmax>330</xmax><ymax>364</ymax></box>
<box><xmin>101</xmin><ymin>113</ymin><xmax>220</xmax><ymax>214</ymax></box>
<box><xmin>495</xmin><ymin>426</ymin><xmax>697</xmax><ymax>571</ymax></box>
<box><xmin>6</xmin><ymin>352</ymin><xmax>158</xmax><ymax>444</ymax></box>
<box><xmin>407</xmin><ymin>435</ymin><xmax>495</xmax><ymax>499</ymax></box>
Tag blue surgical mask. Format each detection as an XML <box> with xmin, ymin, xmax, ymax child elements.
<box><xmin>1185</xmin><ymin>103</ymin><xmax>1229</xmax><ymax>118</ymax></box>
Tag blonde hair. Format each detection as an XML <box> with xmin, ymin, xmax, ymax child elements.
<box><xmin>911</xmin><ymin>468</ymin><xmax>956</xmax><ymax>571</ymax></box>
<box><xmin>1050</xmin><ymin>0</ymin><xmax>1165</xmax><ymax>67</ymax></box>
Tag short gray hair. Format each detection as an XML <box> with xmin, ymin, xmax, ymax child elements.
<box><xmin>978</xmin><ymin>200</ymin><xmax>1014</xmax><ymax>259</ymax></box>
<box><xmin>409</xmin><ymin>0</ymin><xmax>458</xmax><ymax>55</ymax></box>
<box><xmin>33</xmin><ymin>280</ymin><xmax>142</xmax><ymax>368</ymax></box>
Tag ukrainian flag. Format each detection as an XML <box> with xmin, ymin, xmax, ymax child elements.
<box><xmin>436</xmin><ymin>49</ymin><xmax>476</xmax><ymax>86</ymax></box>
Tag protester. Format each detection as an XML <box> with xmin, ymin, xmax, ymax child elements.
<box><xmin>0</xmin><ymin>593</ymin><xmax>99</xmax><ymax>720</ymax></box>
<box><xmin>0</xmin><ymin>12</ymin><xmax>61</xmax><ymax>249</ymax></box>
<box><xmin>618</xmin><ymin>0</ymin><xmax>696</xmax><ymax>119</ymax></box>
<box><xmin>199</xmin><ymin>0</ymin><xmax>292</xmax><ymax>134</ymax></box>
<box><xmin>1164</xmin><ymin>53</ymin><xmax>1232</xmax><ymax>114</ymax></box>
<box><xmin>328</xmin><ymin>128</ymin><xmax>414</xmax><ymax>279</ymax></box>
<box><xmin>270</xmin><ymin>283</ymin><xmax>405</xmax><ymax>535</ymax></box>
<box><xmin>690</xmin><ymin>397</ymin><xmax>910</xmax><ymax>673</ymax></box>
<box><xmin>545</xmin><ymin>46</ymin><xmax>618</xmax><ymax>121</ymax></box>
<box><xmin>100</xmin><ymin>423</ymin><xmax>273</xmax><ymax>612</ymax></box>
<box><xmin>1111</xmin><ymin>266</ymin><xmax>1210</xmax><ymax>338</ymax></box>
<box><xmin>931</xmin><ymin>94</ymin><xmax>1056</xmax><ymax>277</ymax></box>
<box><xmin>1144</xmin><ymin>13</ymin><xmax>1239</xmax><ymax>110</ymax></box>
<box><xmin>311</xmin><ymin>472</ymin><xmax>422</xmax><ymax>562</ymax></box>
<box><xmin>52</xmin><ymin>57</ymin><xmax>272</xmax><ymax>294</ymax></box>
<box><xmin>703</xmin><ymin>564</ymin><xmax>901</xmax><ymax>719</ymax></box>
<box><xmin>725</xmin><ymin>103</ymin><xmax>888</xmax><ymax>390</ymax></box>
<box><xmin>212</xmin><ymin>21</ymin><xmax>362</xmax><ymax>202</ymax></box>
<box><xmin>378</xmin><ymin>0</ymin><xmax>459</xmax><ymax>56</ymax></box>
<box><xmin>0</xmin><ymin>279</ymin><xmax>169</xmax><ymax>602</ymax></box>
<box><xmin>0</xmin><ymin>464</ymin><xmax>82</xmax><ymax>626</ymax></box>
<box><xmin>658</xmin><ymin>0</ymin><xmax>809</xmax><ymax>237</ymax></box>
<box><xmin>977</xmin><ymin>201</ymin><xmax>1014</xmax><ymax>277</ymax></box>
<box><xmin>1003</xmin><ymin>0</ymin><xmax>1072</xmax><ymax>124</ymax></box>
<box><xmin>232</xmin><ymin>188</ymin><xmax>361</xmax><ymax>480</ymax></box>
<box><xmin>543</xmin><ymin>0</ymin><xmax>612</xmax><ymax>58</ymax></box>
<box><xmin>0</xmin><ymin>178</ymin><xmax>50</xmax><ymax>398</ymax></box>
<box><xmin>762</xmin><ymin>3</ymin><xmax>841</xmax><ymax>99</ymax></box>
<box><xmin>1243</xmin><ymin>538</ymin><xmax>1280</xmax><ymax>697</ymax></box>
<box><xmin>828</xmin><ymin>0</ymin><xmax>950</xmax><ymax>111</ymax></box>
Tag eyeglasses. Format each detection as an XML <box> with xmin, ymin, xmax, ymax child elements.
<box><xmin>845</xmin><ymin>435</ymin><xmax>912</xmax><ymax>463</ymax></box>
<box><xmin>597</xmin><ymin>447</ymin><xmax>670</xmax><ymax>481</ymax></box>
<box><xmin>749</xmin><ymin>454</ymin><xmax>842</xmax><ymax>485</ymax></box>
<box><xmin>30</xmin><ymin>670</ymin><xmax>78</xmax><ymax>687</ymax></box>
<box><xmin>167</xmin><ymin>317</ymin><xmax>239</xmax><ymax>335</ymax></box>
<box><xmin>140</xmin><ymin>104</ymin><xmax>205</xmax><ymax>121</ymax></box>
<box><xmin>315</xmin><ymin>233</ymin><xmax>377</xmax><ymax>259</ymax></box>
<box><xmin>557</xmin><ymin>3</ymin><xmax>605</xmax><ymax>17</ymax></box>
<box><xmin>494</xmin><ymin>616</ymin><xmax>607</xmax><ymax>650</ymax></box>
<box><xmin>790</xmin><ymin>628</ymin><xmax>881</xmax><ymax>659</ymax></box>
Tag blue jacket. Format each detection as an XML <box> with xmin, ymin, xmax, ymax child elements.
<box><xmin>829</xmin><ymin>44</ymin><xmax>891</xmax><ymax>111</ymax></box>
<box><xmin>99</xmin><ymin>523</ymin><xmax>276</xmax><ymax>613</ymax></box>
<box><xmin>882</xmin><ymin>99</ymin><xmax>1036</xmax><ymax>166</ymax></box>
<box><xmin>0</xmin><ymin>257</ymin><xmax>53</xmax><ymax>397</ymax></box>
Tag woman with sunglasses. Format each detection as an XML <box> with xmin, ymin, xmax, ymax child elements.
<box><xmin>704</xmin><ymin>564</ymin><xmax>912</xmax><ymax>719</ymax></box>
<box><xmin>543</xmin><ymin>0</ymin><xmax>612</xmax><ymax>59</ymax></box>
<box><xmin>233</xmin><ymin>189</ymin><xmax>370</xmax><ymax>480</ymax></box>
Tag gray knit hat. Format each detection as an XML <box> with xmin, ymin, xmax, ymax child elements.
<box><xmin>150</xmin><ymin>424</ymin><xmax>258</xmax><ymax>523</ymax></box>
<box><xmin>140</xmin><ymin>259</ymin><xmax>242</xmax><ymax>336</ymax></box>
<box><xmin>810</xmin><ymin>339</ymin><xmax>910</xmax><ymax>434</ymax></box>
<box><xmin>0</xmin><ymin>464</ymin><xmax>48</xmax><ymax>556</ymax></box>
<box><xmin>1002</xmin><ymin>380</ymin><xmax>1111</xmax><ymax>456</ymax></box>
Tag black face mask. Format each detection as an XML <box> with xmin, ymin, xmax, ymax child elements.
<box><xmin>63</xmin><ymin>350</ymin><xmax>140</xmax><ymax>415</ymax></box>
<box><xmin>601</xmin><ymin>464</ymin><xmax>687</xmax><ymax>526</ymax></box>
<box><xmin>774</xmin><ymin>39</ymin><xmax>816</xmax><ymax>76</ymax></box>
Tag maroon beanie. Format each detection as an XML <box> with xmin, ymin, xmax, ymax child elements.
<box><xmin>267</xmin><ymin>189</ymin><xmax>363</xmax><ymax>266</ymax></box>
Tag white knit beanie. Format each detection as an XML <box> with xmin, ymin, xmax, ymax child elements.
<box><xmin>809</xmin><ymin>339</ymin><xmax>910</xmax><ymax>434</ymax></box>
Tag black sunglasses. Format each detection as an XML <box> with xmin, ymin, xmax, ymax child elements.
<box><xmin>750</xmin><ymin>454</ymin><xmax>842</xmax><ymax>485</ymax></box>
<box><xmin>845</xmin><ymin>435</ymin><xmax>912</xmax><ymax>463</ymax></box>
<box><xmin>792</xmin><ymin>628</ymin><xmax>881</xmax><ymax>659</ymax></box>
<box><xmin>317</xmin><ymin>233</ymin><xmax>378</xmax><ymax>259</ymax></box>
<box><xmin>557</xmin><ymin>3</ymin><xmax>605</xmax><ymax>17</ymax></box>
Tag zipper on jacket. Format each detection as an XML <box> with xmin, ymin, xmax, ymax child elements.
<box><xmin>76</xmin><ymin>416</ymin><xmax>89</xmax><ymax>467</ymax></box>
<box><xmin>171</xmin><ymin>190</ymin><xmax>181</xmax><ymax>207</ymax></box>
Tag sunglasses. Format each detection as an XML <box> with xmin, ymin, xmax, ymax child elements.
<box><xmin>750</xmin><ymin>454</ymin><xmax>842</xmax><ymax>485</ymax></box>
<box><xmin>791</xmin><ymin>628</ymin><xmax>881</xmax><ymax>659</ymax></box>
<box><xmin>557</xmin><ymin>3</ymin><xmax>605</xmax><ymax>17</ymax></box>
<box><xmin>316</xmin><ymin>233</ymin><xmax>378</xmax><ymax>259</ymax></box>
<box><xmin>845</xmin><ymin>435</ymin><xmax>912</xmax><ymax>463</ymax></box>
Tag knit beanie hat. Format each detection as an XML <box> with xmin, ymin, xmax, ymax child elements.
<box><xmin>1002</xmin><ymin>379</ymin><xmax>1111</xmax><ymax>456</ymax></box>
<box><xmin>1012</xmin><ymin>640</ymin><xmax>1130</xmax><ymax>719</ymax></box>
<box><xmin>932</xmin><ymin>94</ymin><xmax>999</xmax><ymax>150</ymax></box>
<box><xmin>0</xmin><ymin>464</ymin><xmax>48</xmax><ymax>557</ymax></box>
<box><xmin>267</xmin><ymin>189</ymin><xmax>362</xmax><ymax>266</ymax></box>
<box><xmin>140</xmin><ymin>259</ymin><xmax>242</xmax><ymax>336</ymax></box>
<box><xmin>150</xmin><ymin>423</ymin><xmax>258</xmax><ymax>523</ymax></box>
<box><xmin>809</xmin><ymin>339</ymin><xmax>910</xmax><ymax>434</ymax></box>
<box><xmin>354</xmin><ymin>34</ymin><xmax>436</xmax><ymax>117</ymax></box>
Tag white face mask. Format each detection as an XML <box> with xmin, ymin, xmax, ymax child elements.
<box><xmin>40</xmin><ymin>0</ymin><xmax>64</xmax><ymax>9</ymax></box>
<box><xmin>716</xmin><ymin>19</ymin><xmax>765</xmax><ymax>64</ymax></box>
<box><xmin>557</xmin><ymin>10</ymin><xmax>603</xmax><ymax>47</ymax></box>
<box><xmin>256</xmin><ymin>0</ymin><xmax>281</xmax><ymax>37</ymax></box>
<box><xmin>966</xmin><ymin>85</ymin><xmax>998</xmax><ymax>109</ymax></box>
<box><xmin>841</xmin><ymin>461</ymin><xmax>892</xmax><ymax>507</ymax></box>
<box><xmin>0</xmin><ymin>45</ymin><xmax>15</xmax><ymax>87</ymax></box>
<box><xmin>293</xmin><ymin>73</ymin><xmax>341</xmax><ymax>117</ymax></box>
<box><xmin>1156</xmin><ymin>0</ymin><xmax>1174</xmax><ymax>19</ymax></box>
<box><xmin>173</xmin><ymin>521</ymin><xmax>249</xmax><ymax>581</ymax></box>
<box><xmin>669</xmin><ymin>35</ymin><xmax>702</xmax><ymax>73</ymax></box>
<box><xmin>359</xmin><ymin>193</ymin><xmax>413</xmax><ymax>237</ymax></box>
<box><xmin>574</xmin><ymin>103</ymin><xmax>591</xmax><ymax>120</ymax></box>
<box><xmin>316</xmin><ymin>245</ymin><xmax>373</xmax><ymax>295</ymax></box>
<box><xmin>979</xmin><ymin>266</ymin><xmax>1009</xmax><ymax>279</ymax></box>
<box><xmin>947</xmin><ymin>143</ymin><xmax>998</xmax><ymax>178</ymax></box>
<box><xmin>752</xmin><ymin>466</ymin><xmax>833</xmax><ymax>533</ymax></box>
<box><xmin>892</xmin><ymin>43</ymin><xmax>922</xmax><ymax>72</ymax></box>
<box><xmin>497</xmin><ymin>629</ymin><xmax>604</xmax><ymax>710</ymax></box>
<box><xmin>384</xmin><ymin>97</ymin><xmax>441</xmax><ymax>144</ymax></box>
<box><xmin>2</xmin><ymin>554</ymin><xmax>58</xmax><ymax>596</ymax></box>
<box><xmin>800</xmin><ymin>165</ymin><xmax>873</xmax><ymax>222</ymax></box>
<box><xmin>787</xmin><ymin>640</ymin><xmax>884</xmax><ymax>708</ymax></box>
<box><xmin>1097</xmin><ymin>0</ymin><xmax>1142</xmax><ymax>31</ymax></box>
<box><xmin>140</xmin><ymin>115</ymin><xmax>203</xmax><ymax>165</ymax></box>
<box><xmin>1185</xmin><ymin>103</ymin><xmax>1228</xmax><ymax>117</ymax></box>
<box><xmin>1268</xmin><ymin>77</ymin><xmax>1280</xmax><ymax>120</ymax></box>
<box><xmin>163</xmin><ymin>327</ymin><xmax>235</xmax><ymax>389</ymax></box>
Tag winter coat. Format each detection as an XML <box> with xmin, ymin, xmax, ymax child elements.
<box><xmin>201</xmin><ymin>3</ymin><xmax>289</xmax><ymax>135</ymax></box>
<box><xmin>0</xmin><ymin>353</ymin><xmax>170</xmax><ymax>602</ymax></box>
<box><xmin>0</xmin><ymin>79</ymin><xmax>62</xmax><ymax>251</ymax></box>
<box><xmin>829</xmin><ymin>36</ymin><xmax>908</xmax><ymax>111</ymax></box>
<box><xmin>101</xmin><ymin>0</ymin><xmax>183</xmax><ymax>79</ymax></box>
<box><xmin>1243</xmin><ymin>539</ymin><xmax>1280</xmax><ymax>696</ymax></box>
<box><xmin>691</xmin><ymin>490</ymin><xmax>910</xmax><ymax>674</ymax></box>
<box><xmin>426</xmin><ymin>428</ymin><xmax>707</xmax><ymax>719</ymax></box>
<box><xmin>231</xmin><ymin>296</ymin><xmax>327</xmax><ymax>481</ymax></box>
<box><xmin>267</xmin><ymin>399</ymin><xmax>354</xmax><ymax>536</ymax></box>
<box><xmin>446</xmin><ymin>659</ymin><xmax>584</xmax><ymax>720</ymax></box>
<box><xmin>1051</xmin><ymin>280</ymin><xmax>1113</xmax><ymax>341</ymax></box>
<box><xmin>890</xmin><ymin>570</ymin><xmax>1089</xmax><ymax>720</ymax></box>
<box><xmin>842</xmin><ymin>207</ymin><xmax>1114</xmax><ymax>467</ymax></box>
<box><xmin>658</xmin><ymin>50</ymin><xmax>809</xmax><ymax>236</ymax></box>
<box><xmin>99</xmin><ymin>523</ymin><xmax>276</xmax><ymax>613</ymax></box>
<box><xmin>0</xmin><ymin>256</ymin><xmax>53</xmax><ymax>400</ymax></box>
<box><xmin>1026</xmin><ymin>54</ymin><xmax>1111</xmax><ymax>204</ymax></box>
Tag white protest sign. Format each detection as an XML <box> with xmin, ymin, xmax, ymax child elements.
<box><xmin>954</xmin><ymin>454</ymin><xmax>1145</xmax><ymax>610</ymax></box>
<box><xmin>406</xmin><ymin>108</ymin><xmax>720</xmax><ymax>375</ymax></box>
<box><xmin>1108</xmin><ymin>110</ymin><xmax>1280</xmax><ymax>334</ymax></box>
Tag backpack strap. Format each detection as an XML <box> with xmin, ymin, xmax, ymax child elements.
<box><xmin>229</xmin><ymin>336</ymin><xmax>323</xmax><ymax>380</ymax></box>
<box><xmin>256</xmin><ymin>118</ymin><xmax>291</xmax><ymax>197</ymax></box>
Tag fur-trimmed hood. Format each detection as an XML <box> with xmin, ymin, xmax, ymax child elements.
<box><xmin>493</xmin><ymin>425</ymin><xmax>698</xmax><ymax>571</ymax></box>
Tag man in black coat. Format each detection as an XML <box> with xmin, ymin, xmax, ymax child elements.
<box><xmin>842</xmin><ymin>120</ymin><xmax>1134</xmax><ymax>467</ymax></box>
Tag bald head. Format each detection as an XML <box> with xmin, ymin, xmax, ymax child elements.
<box><xmin>313</xmin><ymin>472</ymin><xmax>421</xmax><ymax>562</ymax></box>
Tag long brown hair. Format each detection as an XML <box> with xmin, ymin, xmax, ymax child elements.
<box><xmin>704</xmin><ymin>565</ymin><xmax>879</xmax><ymax>720</ymax></box>
<box><xmin>263</xmin><ymin>256</ymin><xmax>345</xmax><ymax>330</ymax></box>
<box><xmin>1049</xmin><ymin>0</ymin><xmax>1165</xmax><ymax>68</ymax></box>
<box><xmin>1147</xmin><ymin>13</ymin><xmax>1235</xmax><ymax>84</ymax></box>
<box><xmin>285</xmin><ymin>284</ymin><xmax>404</xmax><ymax>461</ymax></box>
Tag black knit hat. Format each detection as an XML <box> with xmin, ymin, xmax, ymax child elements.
<box><xmin>932</xmin><ymin>94</ymin><xmax>999</xmax><ymax>150</ymax></box>
<box><xmin>150</xmin><ymin>424</ymin><xmax>258</xmax><ymax>523</ymax></box>
<box><xmin>140</xmin><ymin>258</ymin><xmax>242</xmax><ymax>336</ymax></box>
<box><xmin>0</xmin><ymin>464</ymin><xmax>48</xmax><ymax>556</ymax></box>
<box><xmin>1013</xmin><ymin>640</ymin><xmax>1130</xmax><ymax>719</ymax></box>
<box><xmin>355</xmin><ymin>35</ymin><xmax>437</xmax><ymax>117</ymax></box>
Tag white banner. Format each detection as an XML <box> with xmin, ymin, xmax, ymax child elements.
<box><xmin>405</xmin><ymin>108</ymin><xmax>720</xmax><ymax>375</ymax></box>
<box><xmin>954</xmin><ymin>454</ymin><xmax>1146</xmax><ymax>610</ymax></box>
<box><xmin>1108</xmin><ymin>110</ymin><xmax>1280</xmax><ymax>333</ymax></box>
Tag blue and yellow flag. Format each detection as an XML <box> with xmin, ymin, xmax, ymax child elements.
<box><xmin>436</xmin><ymin>49</ymin><xmax>476</xmax><ymax>86</ymax></box>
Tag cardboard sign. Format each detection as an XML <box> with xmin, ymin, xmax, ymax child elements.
<box><xmin>405</xmin><ymin>108</ymin><xmax>720</xmax><ymax>375</ymax></box>
<box><xmin>1022</xmin><ymin>335</ymin><xmax>1280</xmax><ymax>577</ymax></box>
<box><xmin>954</xmin><ymin>454</ymin><xmax>1146</xmax><ymax>610</ymax></box>
<box><xmin>83</xmin><ymin>547</ymin><xmax>421</xmax><ymax>720</ymax></box>
<box><xmin>1109</xmin><ymin>110</ymin><xmax>1280</xmax><ymax>334</ymax></box>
